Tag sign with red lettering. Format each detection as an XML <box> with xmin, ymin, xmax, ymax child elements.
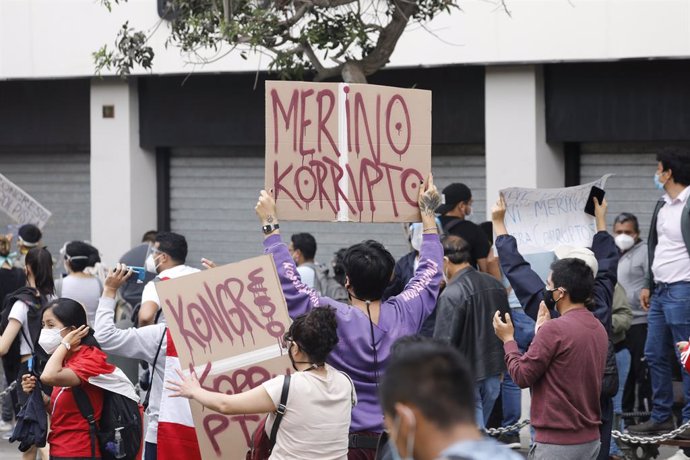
<box><xmin>266</xmin><ymin>81</ymin><xmax>432</xmax><ymax>222</ymax></box>
<box><xmin>157</xmin><ymin>255</ymin><xmax>291</xmax><ymax>460</ymax></box>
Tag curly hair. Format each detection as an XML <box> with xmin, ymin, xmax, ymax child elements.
<box><xmin>289</xmin><ymin>307</ymin><xmax>339</xmax><ymax>364</ymax></box>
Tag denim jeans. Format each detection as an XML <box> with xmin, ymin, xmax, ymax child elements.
<box><xmin>501</xmin><ymin>371</ymin><xmax>521</xmax><ymax>435</ymax></box>
<box><xmin>644</xmin><ymin>281</ymin><xmax>690</xmax><ymax>423</ymax></box>
<box><xmin>475</xmin><ymin>374</ymin><xmax>501</xmax><ymax>430</ymax></box>
<box><xmin>609</xmin><ymin>348</ymin><xmax>631</xmax><ymax>456</ymax></box>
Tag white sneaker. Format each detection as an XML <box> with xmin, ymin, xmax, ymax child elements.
<box><xmin>0</xmin><ymin>420</ymin><xmax>12</xmax><ymax>432</ymax></box>
<box><xmin>666</xmin><ymin>449</ymin><xmax>690</xmax><ymax>460</ymax></box>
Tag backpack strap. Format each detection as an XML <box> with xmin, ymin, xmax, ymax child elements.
<box><xmin>338</xmin><ymin>370</ymin><xmax>357</xmax><ymax>407</ymax></box>
<box><xmin>442</xmin><ymin>218</ymin><xmax>463</xmax><ymax>235</ymax></box>
<box><xmin>143</xmin><ymin>327</ymin><xmax>167</xmax><ymax>410</ymax></box>
<box><xmin>268</xmin><ymin>374</ymin><xmax>291</xmax><ymax>450</ymax></box>
<box><xmin>72</xmin><ymin>385</ymin><xmax>98</xmax><ymax>459</ymax></box>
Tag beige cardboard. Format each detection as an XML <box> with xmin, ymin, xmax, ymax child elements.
<box><xmin>158</xmin><ymin>255</ymin><xmax>291</xmax><ymax>460</ymax></box>
<box><xmin>266</xmin><ymin>81</ymin><xmax>432</xmax><ymax>222</ymax></box>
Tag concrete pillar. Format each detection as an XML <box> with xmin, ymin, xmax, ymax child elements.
<box><xmin>90</xmin><ymin>79</ymin><xmax>157</xmax><ymax>266</ymax></box>
<box><xmin>484</xmin><ymin>65</ymin><xmax>565</xmax><ymax>219</ymax></box>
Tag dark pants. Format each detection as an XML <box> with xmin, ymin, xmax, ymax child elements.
<box><xmin>622</xmin><ymin>323</ymin><xmax>652</xmax><ymax>415</ymax></box>
<box><xmin>596</xmin><ymin>396</ymin><xmax>613</xmax><ymax>460</ymax></box>
<box><xmin>144</xmin><ymin>441</ymin><xmax>157</xmax><ymax>460</ymax></box>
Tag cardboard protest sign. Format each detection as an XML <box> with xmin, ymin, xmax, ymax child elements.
<box><xmin>500</xmin><ymin>175</ymin><xmax>612</xmax><ymax>255</ymax></box>
<box><xmin>266</xmin><ymin>81</ymin><xmax>432</xmax><ymax>223</ymax></box>
<box><xmin>157</xmin><ymin>255</ymin><xmax>292</xmax><ymax>460</ymax></box>
<box><xmin>0</xmin><ymin>173</ymin><xmax>51</xmax><ymax>228</ymax></box>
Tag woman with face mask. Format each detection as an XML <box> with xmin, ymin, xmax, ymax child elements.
<box><xmin>0</xmin><ymin>247</ymin><xmax>54</xmax><ymax>460</ymax></box>
<box><xmin>168</xmin><ymin>307</ymin><xmax>356</xmax><ymax>460</ymax></box>
<box><xmin>21</xmin><ymin>298</ymin><xmax>137</xmax><ymax>460</ymax></box>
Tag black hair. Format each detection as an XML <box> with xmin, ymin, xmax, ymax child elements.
<box><xmin>332</xmin><ymin>248</ymin><xmax>347</xmax><ymax>286</ymax></box>
<box><xmin>291</xmin><ymin>233</ymin><xmax>317</xmax><ymax>261</ymax></box>
<box><xmin>65</xmin><ymin>241</ymin><xmax>101</xmax><ymax>273</ymax></box>
<box><xmin>142</xmin><ymin>230</ymin><xmax>158</xmax><ymax>244</ymax></box>
<box><xmin>18</xmin><ymin>224</ymin><xmax>42</xmax><ymax>245</ymax></box>
<box><xmin>156</xmin><ymin>232</ymin><xmax>188</xmax><ymax>264</ymax></box>
<box><xmin>441</xmin><ymin>235</ymin><xmax>472</xmax><ymax>265</ymax></box>
<box><xmin>613</xmin><ymin>213</ymin><xmax>640</xmax><ymax>234</ymax></box>
<box><xmin>343</xmin><ymin>240</ymin><xmax>395</xmax><ymax>301</ymax></box>
<box><xmin>478</xmin><ymin>221</ymin><xmax>493</xmax><ymax>245</ymax></box>
<box><xmin>46</xmin><ymin>298</ymin><xmax>100</xmax><ymax>349</ymax></box>
<box><xmin>658</xmin><ymin>146</ymin><xmax>690</xmax><ymax>186</ymax></box>
<box><xmin>287</xmin><ymin>307</ymin><xmax>338</xmax><ymax>364</ymax></box>
<box><xmin>550</xmin><ymin>258</ymin><xmax>594</xmax><ymax>305</ymax></box>
<box><xmin>380</xmin><ymin>340</ymin><xmax>475</xmax><ymax>428</ymax></box>
<box><xmin>25</xmin><ymin>247</ymin><xmax>54</xmax><ymax>297</ymax></box>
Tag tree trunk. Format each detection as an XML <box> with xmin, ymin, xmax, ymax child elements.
<box><xmin>341</xmin><ymin>61</ymin><xmax>367</xmax><ymax>83</ymax></box>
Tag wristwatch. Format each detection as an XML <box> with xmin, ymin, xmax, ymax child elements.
<box><xmin>262</xmin><ymin>223</ymin><xmax>280</xmax><ymax>234</ymax></box>
<box><xmin>61</xmin><ymin>341</ymin><xmax>71</xmax><ymax>351</ymax></box>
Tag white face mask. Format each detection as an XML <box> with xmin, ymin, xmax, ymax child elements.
<box><xmin>145</xmin><ymin>254</ymin><xmax>161</xmax><ymax>274</ymax></box>
<box><xmin>38</xmin><ymin>327</ymin><xmax>66</xmax><ymax>354</ymax></box>
<box><xmin>409</xmin><ymin>223</ymin><xmax>423</xmax><ymax>252</ymax></box>
<box><xmin>390</xmin><ymin>408</ymin><xmax>416</xmax><ymax>460</ymax></box>
<box><xmin>615</xmin><ymin>234</ymin><xmax>635</xmax><ymax>252</ymax></box>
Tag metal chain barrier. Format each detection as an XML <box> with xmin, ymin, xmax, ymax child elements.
<box><xmin>484</xmin><ymin>419</ymin><xmax>531</xmax><ymax>436</ymax></box>
<box><xmin>0</xmin><ymin>380</ymin><xmax>17</xmax><ymax>399</ymax></box>
<box><xmin>613</xmin><ymin>419</ymin><xmax>690</xmax><ymax>445</ymax></box>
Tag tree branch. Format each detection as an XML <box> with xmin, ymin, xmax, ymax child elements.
<box><xmin>278</xmin><ymin>4</ymin><xmax>310</xmax><ymax>28</ymax></box>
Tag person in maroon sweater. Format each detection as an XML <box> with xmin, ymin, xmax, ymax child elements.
<box><xmin>493</xmin><ymin>257</ymin><xmax>608</xmax><ymax>460</ymax></box>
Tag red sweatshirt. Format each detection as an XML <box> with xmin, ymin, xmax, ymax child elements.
<box><xmin>504</xmin><ymin>308</ymin><xmax>608</xmax><ymax>445</ymax></box>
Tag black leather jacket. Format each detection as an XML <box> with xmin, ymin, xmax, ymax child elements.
<box><xmin>433</xmin><ymin>266</ymin><xmax>510</xmax><ymax>380</ymax></box>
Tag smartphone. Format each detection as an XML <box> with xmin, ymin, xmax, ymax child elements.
<box><xmin>122</xmin><ymin>265</ymin><xmax>147</xmax><ymax>284</ymax></box>
<box><xmin>584</xmin><ymin>186</ymin><xmax>606</xmax><ymax>216</ymax></box>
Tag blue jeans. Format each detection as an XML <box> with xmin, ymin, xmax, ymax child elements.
<box><xmin>475</xmin><ymin>374</ymin><xmax>501</xmax><ymax>430</ymax></box>
<box><xmin>644</xmin><ymin>281</ymin><xmax>690</xmax><ymax>423</ymax></box>
<box><xmin>501</xmin><ymin>371</ymin><xmax>521</xmax><ymax>435</ymax></box>
<box><xmin>610</xmin><ymin>348</ymin><xmax>631</xmax><ymax>456</ymax></box>
<box><xmin>144</xmin><ymin>441</ymin><xmax>157</xmax><ymax>460</ymax></box>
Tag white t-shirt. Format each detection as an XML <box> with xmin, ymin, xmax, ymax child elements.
<box><xmin>61</xmin><ymin>275</ymin><xmax>102</xmax><ymax>326</ymax></box>
<box><xmin>8</xmin><ymin>300</ymin><xmax>33</xmax><ymax>355</ymax></box>
<box><xmin>262</xmin><ymin>365</ymin><xmax>355</xmax><ymax>460</ymax></box>
<box><xmin>296</xmin><ymin>265</ymin><xmax>316</xmax><ymax>289</ymax></box>
<box><xmin>141</xmin><ymin>264</ymin><xmax>200</xmax><ymax>310</ymax></box>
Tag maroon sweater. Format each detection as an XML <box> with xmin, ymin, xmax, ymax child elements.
<box><xmin>504</xmin><ymin>308</ymin><xmax>608</xmax><ymax>445</ymax></box>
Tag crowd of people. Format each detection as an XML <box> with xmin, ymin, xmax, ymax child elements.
<box><xmin>0</xmin><ymin>146</ymin><xmax>686</xmax><ymax>460</ymax></box>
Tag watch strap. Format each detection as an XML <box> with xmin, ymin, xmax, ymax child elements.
<box><xmin>262</xmin><ymin>223</ymin><xmax>280</xmax><ymax>234</ymax></box>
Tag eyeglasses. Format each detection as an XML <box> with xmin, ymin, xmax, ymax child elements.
<box><xmin>282</xmin><ymin>333</ymin><xmax>293</xmax><ymax>349</ymax></box>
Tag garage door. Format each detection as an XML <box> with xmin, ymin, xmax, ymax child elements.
<box><xmin>0</xmin><ymin>150</ymin><xmax>91</xmax><ymax>266</ymax></box>
<box><xmin>169</xmin><ymin>146</ymin><xmax>486</xmax><ymax>268</ymax></box>
<box><xmin>580</xmin><ymin>143</ymin><xmax>666</xmax><ymax>238</ymax></box>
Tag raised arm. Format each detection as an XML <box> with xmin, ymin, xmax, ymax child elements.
<box><xmin>94</xmin><ymin>265</ymin><xmax>166</xmax><ymax>363</ymax></box>
<box><xmin>492</xmin><ymin>195</ymin><xmax>545</xmax><ymax>320</ymax></box>
<box><xmin>590</xmin><ymin>198</ymin><xmax>618</xmax><ymax>333</ymax></box>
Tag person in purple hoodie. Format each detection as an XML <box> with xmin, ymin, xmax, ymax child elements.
<box><xmin>256</xmin><ymin>174</ymin><xmax>444</xmax><ymax>460</ymax></box>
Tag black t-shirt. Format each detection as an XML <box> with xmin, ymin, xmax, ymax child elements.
<box><xmin>0</xmin><ymin>267</ymin><xmax>26</xmax><ymax>307</ymax></box>
<box><xmin>439</xmin><ymin>216</ymin><xmax>491</xmax><ymax>268</ymax></box>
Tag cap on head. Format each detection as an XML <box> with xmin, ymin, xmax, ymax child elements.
<box><xmin>553</xmin><ymin>246</ymin><xmax>598</xmax><ymax>278</ymax></box>
<box><xmin>18</xmin><ymin>224</ymin><xmax>42</xmax><ymax>247</ymax></box>
<box><xmin>435</xmin><ymin>183</ymin><xmax>472</xmax><ymax>215</ymax></box>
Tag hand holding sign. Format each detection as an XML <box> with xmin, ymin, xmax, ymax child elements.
<box><xmin>255</xmin><ymin>190</ymin><xmax>278</xmax><ymax>227</ymax></box>
<box><xmin>593</xmin><ymin>197</ymin><xmax>608</xmax><ymax>232</ymax></box>
<box><xmin>491</xmin><ymin>194</ymin><xmax>508</xmax><ymax>237</ymax></box>
<box><xmin>418</xmin><ymin>173</ymin><xmax>440</xmax><ymax>232</ymax></box>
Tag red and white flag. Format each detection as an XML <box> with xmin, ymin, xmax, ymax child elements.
<box><xmin>157</xmin><ymin>329</ymin><xmax>202</xmax><ymax>460</ymax></box>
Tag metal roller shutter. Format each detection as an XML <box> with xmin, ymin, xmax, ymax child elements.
<box><xmin>0</xmin><ymin>150</ymin><xmax>91</xmax><ymax>264</ymax></box>
<box><xmin>580</xmin><ymin>143</ymin><xmax>667</xmax><ymax>238</ymax></box>
<box><xmin>169</xmin><ymin>146</ymin><xmax>486</xmax><ymax>268</ymax></box>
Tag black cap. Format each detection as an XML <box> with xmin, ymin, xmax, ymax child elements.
<box><xmin>18</xmin><ymin>224</ymin><xmax>42</xmax><ymax>246</ymax></box>
<box><xmin>435</xmin><ymin>183</ymin><xmax>472</xmax><ymax>215</ymax></box>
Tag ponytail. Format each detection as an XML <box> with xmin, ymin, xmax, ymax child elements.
<box><xmin>25</xmin><ymin>247</ymin><xmax>54</xmax><ymax>297</ymax></box>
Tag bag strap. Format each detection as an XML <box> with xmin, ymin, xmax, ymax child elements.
<box><xmin>442</xmin><ymin>218</ymin><xmax>463</xmax><ymax>235</ymax></box>
<box><xmin>19</xmin><ymin>325</ymin><xmax>34</xmax><ymax>354</ymax></box>
<box><xmin>143</xmin><ymin>327</ymin><xmax>167</xmax><ymax>410</ymax></box>
<box><xmin>72</xmin><ymin>385</ymin><xmax>98</xmax><ymax>459</ymax></box>
<box><xmin>338</xmin><ymin>370</ymin><xmax>357</xmax><ymax>407</ymax></box>
<box><xmin>268</xmin><ymin>374</ymin><xmax>291</xmax><ymax>450</ymax></box>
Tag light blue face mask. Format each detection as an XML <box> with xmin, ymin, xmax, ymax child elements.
<box><xmin>654</xmin><ymin>171</ymin><xmax>666</xmax><ymax>190</ymax></box>
<box><xmin>389</xmin><ymin>410</ymin><xmax>416</xmax><ymax>460</ymax></box>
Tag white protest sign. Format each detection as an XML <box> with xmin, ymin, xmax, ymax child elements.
<box><xmin>500</xmin><ymin>175</ymin><xmax>612</xmax><ymax>255</ymax></box>
<box><xmin>0</xmin><ymin>173</ymin><xmax>51</xmax><ymax>229</ymax></box>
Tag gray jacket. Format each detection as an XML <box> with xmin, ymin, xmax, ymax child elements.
<box><xmin>95</xmin><ymin>297</ymin><xmax>167</xmax><ymax>445</ymax></box>
<box><xmin>647</xmin><ymin>196</ymin><xmax>690</xmax><ymax>289</ymax></box>
<box><xmin>618</xmin><ymin>241</ymin><xmax>648</xmax><ymax>325</ymax></box>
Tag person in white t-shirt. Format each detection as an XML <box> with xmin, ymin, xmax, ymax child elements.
<box><xmin>167</xmin><ymin>307</ymin><xmax>355</xmax><ymax>460</ymax></box>
<box><xmin>289</xmin><ymin>233</ymin><xmax>318</xmax><ymax>289</ymax></box>
<box><xmin>137</xmin><ymin>232</ymin><xmax>199</xmax><ymax>327</ymax></box>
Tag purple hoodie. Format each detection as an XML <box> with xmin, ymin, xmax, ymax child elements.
<box><xmin>263</xmin><ymin>233</ymin><xmax>443</xmax><ymax>433</ymax></box>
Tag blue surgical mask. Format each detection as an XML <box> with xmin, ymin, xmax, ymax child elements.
<box><xmin>654</xmin><ymin>172</ymin><xmax>666</xmax><ymax>190</ymax></box>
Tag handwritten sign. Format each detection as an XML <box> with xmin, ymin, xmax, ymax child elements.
<box><xmin>265</xmin><ymin>81</ymin><xmax>432</xmax><ymax>222</ymax></box>
<box><xmin>157</xmin><ymin>255</ymin><xmax>291</xmax><ymax>460</ymax></box>
<box><xmin>0</xmin><ymin>173</ymin><xmax>51</xmax><ymax>228</ymax></box>
<box><xmin>500</xmin><ymin>175</ymin><xmax>612</xmax><ymax>255</ymax></box>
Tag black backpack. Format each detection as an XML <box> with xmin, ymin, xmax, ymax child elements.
<box><xmin>72</xmin><ymin>386</ymin><xmax>143</xmax><ymax>460</ymax></box>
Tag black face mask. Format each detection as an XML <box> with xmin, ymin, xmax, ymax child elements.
<box><xmin>542</xmin><ymin>287</ymin><xmax>560</xmax><ymax>310</ymax></box>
